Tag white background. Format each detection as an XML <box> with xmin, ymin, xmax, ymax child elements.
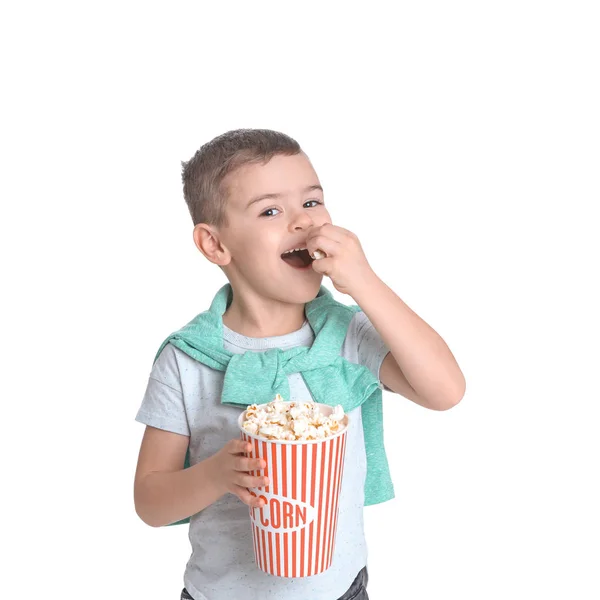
<box><xmin>1</xmin><ymin>1</ymin><xmax>599</xmax><ymax>598</ymax></box>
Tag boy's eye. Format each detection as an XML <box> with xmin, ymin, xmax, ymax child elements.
<box><xmin>260</xmin><ymin>200</ymin><xmax>322</xmax><ymax>218</ymax></box>
<box><xmin>260</xmin><ymin>208</ymin><xmax>281</xmax><ymax>217</ymax></box>
<box><xmin>304</xmin><ymin>200</ymin><xmax>323</xmax><ymax>208</ymax></box>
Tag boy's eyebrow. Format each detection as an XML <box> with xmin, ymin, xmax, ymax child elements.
<box><xmin>246</xmin><ymin>184</ymin><xmax>324</xmax><ymax>209</ymax></box>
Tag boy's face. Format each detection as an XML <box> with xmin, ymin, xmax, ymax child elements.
<box><xmin>217</xmin><ymin>152</ymin><xmax>332</xmax><ymax>304</ymax></box>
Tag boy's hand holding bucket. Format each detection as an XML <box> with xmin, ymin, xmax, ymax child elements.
<box><xmin>205</xmin><ymin>439</ymin><xmax>270</xmax><ymax>509</ymax></box>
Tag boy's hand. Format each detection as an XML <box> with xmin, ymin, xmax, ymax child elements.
<box><xmin>307</xmin><ymin>223</ymin><xmax>376</xmax><ymax>296</ymax></box>
<box><xmin>207</xmin><ymin>439</ymin><xmax>269</xmax><ymax>508</ymax></box>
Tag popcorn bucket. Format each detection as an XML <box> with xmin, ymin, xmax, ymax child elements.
<box><xmin>238</xmin><ymin>403</ymin><xmax>349</xmax><ymax>577</ymax></box>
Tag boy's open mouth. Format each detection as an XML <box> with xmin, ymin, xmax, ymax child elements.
<box><xmin>280</xmin><ymin>248</ymin><xmax>314</xmax><ymax>269</ymax></box>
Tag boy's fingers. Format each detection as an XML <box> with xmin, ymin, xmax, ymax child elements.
<box><xmin>234</xmin><ymin>456</ymin><xmax>265</xmax><ymax>472</ymax></box>
<box><xmin>235</xmin><ymin>473</ymin><xmax>269</xmax><ymax>490</ymax></box>
<box><xmin>308</xmin><ymin>222</ymin><xmax>346</xmax><ymax>243</ymax></box>
<box><xmin>308</xmin><ymin>237</ymin><xmax>339</xmax><ymax>259</ymax></box>
<box><xmin>311</xmin><ymin>257</ymin><xmax>334</xmax><ymax>275</ymax></box>
<box><xmin>232</xmin><ymin>484</ymin><xmax>266</xmax><ymax>507</ymax></box>
<box><xmin>229</xmin><ymin>439</ymin><xmax>252</xmax><ymax>455</ymax></box>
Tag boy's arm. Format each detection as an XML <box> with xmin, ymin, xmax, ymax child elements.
<box><xmin>134</xmin><ymin>426</ymin><xmax>267</xmax><ymax>527</ymax></box>
<box><xmin>134</xmin><ymin>426</ymin><xmax>221</xmax><ymax>527</ymax></box>
<box><xmin>307</xmin><ymin>223</ymin><xmax>465</xmax><ymax>411</ymax></box>
<box><xmin>378</xmin><ymin>352</ymin><xmax>438</xmax><ymax>409</ymax></box>
<box><xmin>352</xmin><ymin>274</ymin><xmax>465</xmax><ymax>411</ymax></box>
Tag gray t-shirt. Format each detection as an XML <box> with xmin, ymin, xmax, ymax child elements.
<box><xmin>136</xmin><ymin>310</ymin><xmax>390</xmax><ymax>600</ymax></box>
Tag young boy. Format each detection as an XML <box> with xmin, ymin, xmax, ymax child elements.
<box><xmin>134</xmin><ymin>129</ymin><xmax>465</xmax><ymax>600</ymax></box>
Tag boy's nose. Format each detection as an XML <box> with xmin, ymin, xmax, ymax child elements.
<box><xmin>289</xmin><ymin>211</ymin><xmax>314</xmax><ymax>231</ymax></box>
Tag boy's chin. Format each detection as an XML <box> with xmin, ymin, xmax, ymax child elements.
<box><xmin>271</xmin><ymin>275</ymin><xmax>323</xmax><ymax>304</ymax></box>
<box><xmin>295</xmin><ymin>281</ymin><xmax>323</xmax><ymax>302</ymax></box>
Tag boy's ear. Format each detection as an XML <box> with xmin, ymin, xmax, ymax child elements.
<box><xmin>193</xmin><ymin>224</ymin><xmax>231</xmax><ymax>266</ymax></box>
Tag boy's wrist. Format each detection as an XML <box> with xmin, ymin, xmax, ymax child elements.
<box><xmin>201</xmin><ymin>454</ymin><xmax>228</xmax><ymax>500</ymax></box>
<box><xmin>170</xmin><ymin>456</ymin><xmax>228</xmax><ymax>521</ymax></box>
<box><xmin>348</xmin><ymin>270</ymin><xmax>384</xmax><ymax>305</ymax></box>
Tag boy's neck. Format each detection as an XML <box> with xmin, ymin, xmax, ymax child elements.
<box><xmin>222</xmin><ymin>290</ymin><xmax>307</xmax><ymax>339</ymax></box>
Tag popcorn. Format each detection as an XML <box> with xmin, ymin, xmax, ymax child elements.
<box><xmin>242</xmin><ymin>394</ymin><xmax>346</xmax><ymax>441</ymax></box>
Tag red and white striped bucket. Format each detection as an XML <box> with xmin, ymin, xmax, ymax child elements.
<box><xmin>238</xmin><ymin>404</ymin><xmax>349</xmax><ymax>577</ymax></box>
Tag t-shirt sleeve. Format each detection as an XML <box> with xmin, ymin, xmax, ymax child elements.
<box><xmin>343</xmin><ymin>310</ymin><xmax>391</xmax><ymax>384</ymax></box>
<box><xmin>135</xmin><ymin>343</ymin><xmax>190</xmax><ymax>436</ymax></box>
